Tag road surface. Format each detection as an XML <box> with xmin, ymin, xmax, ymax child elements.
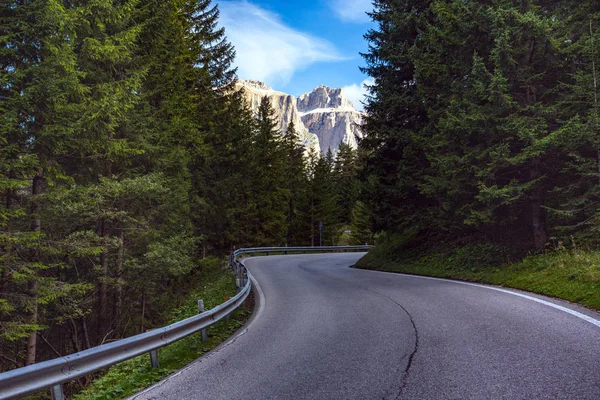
<box><xmin>133</xmin><ymin>253</ymin><xmax>600</xmax><ymax>399</ymax></box>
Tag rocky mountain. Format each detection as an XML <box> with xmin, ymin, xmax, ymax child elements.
<box><xmin>236</xmin><ymin>80</ymin><xmax>364</xmax><ymax>155</ymax></box>
<box><xmin>297</xmin><ymin>86</ymin><xmax>364</xmax><ymax>153</ymax></box>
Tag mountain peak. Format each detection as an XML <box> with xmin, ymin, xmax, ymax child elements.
<box><xmin>297</xmin><ymin>85</ymin><xmax>354</xmax><ymax>112</ymax></box>
<box><xmin>238</xmin><ymin>79</ymin><xmax>273</xmax><ymax>92</ymax></box>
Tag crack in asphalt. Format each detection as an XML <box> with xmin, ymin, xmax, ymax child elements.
<box><xmin>296</xmin><ymin>262</ymin><xmax>419</xmax><ymax>400</ymax></box>
<box><xmin>393</xmin><ymin>303</ymin><xmax>419</xmax><ymax>400</ymax></box>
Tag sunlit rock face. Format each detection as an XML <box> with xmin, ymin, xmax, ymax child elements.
<box><xmin>297</xmin><ymin>86</ymin><xmax>354</xmax><ymax>111</ymax></box>
<box><xmin>236</xmin><ymin>80</ymin><xmax>364</xmax><ymax>155</ymax></box>
<box><xmin>298</xmin><ymin>86</ymin><xmax>364</xmax><ymax>154</ymax></box>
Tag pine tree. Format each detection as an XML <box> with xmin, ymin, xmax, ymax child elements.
<box><xmin>349</xmin><ymin>201</ymin><xmax>373</xmax><ymax>245</ymax></box>
<box><xmin>282</xmin><ymin>121</ymin><xmax>307</xmax><ymax>245</ymax></box>
<box><xmin>333</xmin><ymin>143</ymin><xmax>359</xmax><ymax>224</ymax></box>
<box><xmin>308</xmin><ymin>156</ymin><xmax>340</xmax><ymax>246</ymax></box>
<box><xmin>247</xmin><ymin>96</ymin><xmax>288</xmax><ymax>246</ymax></box>
<box><xmin>69</xmin><ymin>0</ymin><xmax>147</xmax><ymax>344</ymax></box>
<box><xmin>544</xmin><ymin>4</ymin><xmax>600</xmax><ymax>243</ymax></box>
<box><xmin>195</xmin><ymin>89</ymin><xmax>256</xmax><ymax>252</ymax></box>
<box><xmin>0</xmin><ymin>0</ymin><xmax>90</xmax><ymax>365</ymax></box>
<box><xmin>361</xmin><ymin>0</ymin><xmax>433</xmax><ymax>234</ymax></box>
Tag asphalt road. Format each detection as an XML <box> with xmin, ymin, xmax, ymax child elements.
<box><xmin>133</xmin><ymin>253</ymin><xmax>600</xmax><ymax>400</ymax></box>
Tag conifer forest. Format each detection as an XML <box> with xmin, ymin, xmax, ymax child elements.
<box><xmin>2</xmin><ymin>0</ymin><xmax>600</xmax><ymax>390</ymax></box>
<box><xmin>0</xmin><ymin>0</ymin><xmax>366</xmax><ymax>374</ymax></box>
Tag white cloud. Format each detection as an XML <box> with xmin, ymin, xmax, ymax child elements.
<box><xmin>218</xmin><ymin>1</ymin><xmax>346</xmax><ymax>85</ymax></box>
<box><xmin>329</xmin><ymin>0</ymin><xmax>372</xmax><ymax>23</ymax></box>
<box><xmin>342</xmin><ymin>78</ymin><xmax>374</xmax><ymax>111</ymax></box>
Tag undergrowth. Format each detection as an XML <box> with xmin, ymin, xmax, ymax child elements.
<box><xmin>71</xmin><ymin>257</ymin><xmax>251</xmax><ymax>400</ymax></box>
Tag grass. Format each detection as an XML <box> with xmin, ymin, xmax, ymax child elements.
<box><xmin>71</xmin><ymin>258</ymin><xmax>251</xmax><ymax>400</ymax></box>
<box><xmin>356</xmin><ymin>234</ymin><xmax>600</xmax><ymax>311</ymax></box>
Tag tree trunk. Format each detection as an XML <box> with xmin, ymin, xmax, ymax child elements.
<box><xmin>522</xmin><ymin>34</ymin><xmax>546</xmax><ymax>251</ymax></box>
<box><xmin>81</xmin><ymin>318</ymin><xmax>92</xmax><ymax>350</ymax></box>
<box><xmin>591</xmin><ymin>20</ymin><xmax>600</xmax><ymax>186</ymax></box>
<box><xmin>531</xmin><ymin>158</ymin><xmax>547</xmax><ymax>251</ymax></box>
<box><xmin>112</xmin><ymin>230</ymin><xmax>124</xmax><ymax>336</ymax></box>
<box><xmin>26</xmin><ymin>171</ymin><xmax>44</xmax><ymax>366</ymax></box>
<box><xmin>25</xmin><ymin>281</ymin><xmax>38</xmax><ymax>366</ymax></box>
<box><xmin>68</xmin><ymin>318</ymin><xmax>81</xmax><ymax>353</ymax></box>
<box><xmin>310</xmin><ymin>196</ymin><xmax>315</xmax><ymax>247</ymax></box>
<box><xmin>96</xmin><ymin>219</ymin><xmax>109</xmax><ymax>344</ymax></box>
<box><xmin>140</xmin><ymin>291</ymin><xmax>146</xmax><ymax>333</ymax></box>
<box><xmin>1</xmin><ymin>174</ymin><xmax>14</xmax><ymax>295</ymax></box>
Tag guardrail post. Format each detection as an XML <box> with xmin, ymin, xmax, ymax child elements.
<box><xmin>198</xmin><ymin>300</ymin><xmax>208</xmax><ymax>341</ymax></box>
<box><xmin>235</xmin><ymin>262</ymin><xmax>241</xmax><ymax>294</ymax></box>
<box><xmin>224</xmin><ymin>295</ymin><xmax>231</xmax><ymax>320</ymax></box>
<box><xmin>149</xmin><ymin>349</ymin><xmax>159</xmax><ymax>368</ymax></box>
<box><xmin>51</xmin><ymin>384</ymin><xmax>65</xmax><ymax>400</ymax></box>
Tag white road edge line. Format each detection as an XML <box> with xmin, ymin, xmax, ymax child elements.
<box><xmin>248</xmin><ymin>272</ymin><xmax>265</xmax><ymax>322</ymax></box>
<box><xmin>386</xmin><ymin>272</ymin><xmax>600</xmax><ymax>328</ymax></box>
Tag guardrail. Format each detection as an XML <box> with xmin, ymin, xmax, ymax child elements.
<box><xmin>0</xmin><ymin>245</ymin><xmax>371</xmax><ymax>399</ymax></box>
<box><xmin>232</xmin><ymin>245</ymin><xmax>373</xmax><ymax>258</ymax></box>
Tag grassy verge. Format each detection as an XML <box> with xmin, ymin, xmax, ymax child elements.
<box><xmin>356</xmin><ymin>234</ymin><xmax>600</xmax><ymax>311</ymax></box>
<box><xmin>72</xmin><ymin>258</ymin><xmax>251</xmax><ymax>400</ymax></box>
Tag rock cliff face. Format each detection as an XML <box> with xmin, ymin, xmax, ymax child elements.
<box><xmin>236</xmin><ymin>80</ymin><xmax>364</xmax><ymax>155</ymax></box>
<box><xmin>298</xmin><ymin>86</ymin><xmax>363</xmax><ymax>153</ymax></box>
<box><xmin>297</xmin><ymin>86</ymin><xmax>354</xmax><ymax>110</ymax></box>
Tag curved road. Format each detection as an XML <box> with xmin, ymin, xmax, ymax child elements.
<box><xmin>134</xmin><ymin>253</ymin><xmax>600</xmax><ymax>400</ymax></box>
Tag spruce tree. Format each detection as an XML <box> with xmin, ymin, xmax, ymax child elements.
<box><xmin>544</xmin><ymin>4</ymin><xmax>600</xmax><ymax>243</ymax></box>
<box><xmin>247</xmin><ymin>96</ymin><xmax>288</xmax><ymax>246</ymax></box>
<box><xmin>361</xmin><ymin>0</ymin><xmax>433</xmax><ymax>234</ymax></box>
<box><xmin>195</xmin><ymin>89</ymin><xmax>256</xmax><ymax>252</ymax></box>
<box><xmin>70</xmin><ymin>0</ymin><xmax>147</xmax><ymax>344</ymax></box>
<box><xmin>349</xmin><ymin>201</ymin><xmax>374</xmax><ymax>245</ymax></box>
<box><xmin>283</xmin><ymin>121</ymin><xmax>307</xmax><ymax>245</ymax></box>
<box><xmin>0</xmin><ymin>0</ymin><xmax>89</xmax><ymax>365</ymax></box>
<box><xmin>333</xmin><ymin>143</ymin><xmax>359</xmax><ymax>224</ymax></box>
<box><xmin>309</xmin><ymin>156</ymin><xmax>340</xmax><ymax>246</ymax></box>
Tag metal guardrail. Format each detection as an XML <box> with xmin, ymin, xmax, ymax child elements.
<box><xmin>0</xmin><ymin>245</ymin><xmax>371</xmax><ymax>399</ymax></box>
<box><xmin>232</xmin><ymin>245</ymin><xmax>373</xmax><ymax>258</ymax></box>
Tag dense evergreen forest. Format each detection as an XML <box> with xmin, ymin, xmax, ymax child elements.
<box><xmin>361</xmin><ymin>0</ymin><xmax>600</xmax><ymax>255</ymax></box>
<box><xmin>0</xmin><ymin>0</ymin><xmax>367</xmax><ymax>374</ymax></box>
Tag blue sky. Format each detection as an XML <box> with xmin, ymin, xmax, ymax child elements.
<box><xmin>216</xmin><ymin>0</ymin><xmax>374</xmax><ymax>110</ymax></box>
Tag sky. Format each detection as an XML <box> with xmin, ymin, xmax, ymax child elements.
<box><xmin>216</xmin><ymin>0</ymin><xmax>375</xmax><ymax>110</ymax></box>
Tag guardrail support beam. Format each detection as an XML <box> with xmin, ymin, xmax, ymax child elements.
<box><xmin>198</xmin><ymin>300</ymin><xmax>208</xmax><ymax>341</ymax></box>
<box><xmin>51</xmin><ymin>384</ymin><xmax>64</xmax><ymax>400</ymax></box>
<box><xmin>149</xmin><ymin>349</ymin><xmax>159</xmax><ymax>368</ymax></box>
<box><xmin>235</xmin><ymin>263</ymin><xmax>241</xmax><ymax>294</ymax></box>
